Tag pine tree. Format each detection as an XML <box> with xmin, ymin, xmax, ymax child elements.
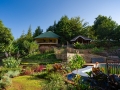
<box><xmin>33</xmin><ymin>26</ymin><xmax>43</xmax><ymax>38</ymax></box>
<box><xmin>26</xmin><ymin>25</ymin><xmax>33</xmax><ymax>41</ymax></box>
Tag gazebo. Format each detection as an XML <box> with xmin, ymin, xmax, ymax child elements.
<box><xmin>35</xmin><ymin>31</ymin><xmax>60</xmax><ymax>46</ymax></box>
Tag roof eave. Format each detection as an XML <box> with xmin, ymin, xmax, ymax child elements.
<box><xmin>35</xmin><ymin>37</ymin><xmax>59</xmax><ymax>39</ymax></box>
<box><xmin>71</xmin><ymin>39</ymin><xmax>91</xmax><ymax>42</ymax></box>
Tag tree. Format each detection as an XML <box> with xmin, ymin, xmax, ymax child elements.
<box><xmin>0</xmin><ymin>20</ymin><xmax>14</xmax><ymax>52</ymax></box>
<box><xmin>26</xmin><ymin>25</ymin><xmax>33</xmax><ymax>42</ymax></box>
<box><xmin>29</xmin><ymin>41</ymin><xmax>38</xmax><ymax>54</ymax></box>
<box><xmin>92</xmin><ymin>15</ymin><xmax>118</xmax><ymax>40</ymax></box>
<box><xmin>23</xmin><ymin>40</ymin><xmax>31</xmax><ymax>53</ymax></box>
<box><xmin>15</xmin><ymin>32</ymin><xmax>26</xmax><ymax>55</ymax></box>
<box><xmin>82</xmin><ymin>26</ymin><xmax>94</xmax><ymax>39</ymax></box>
<box><xmin>113</xmin><ymin>25</ymin><xmax>120</xmax><ymax>41</ymax></box>
<box><xmin>46</xmin><ymin>15</ymin><xmax>88</xmax><ymax>44</ymax></box>
<box><xmin>15</xmin><ymin>26</ymin><xmax>39</xmax><ymax>55</ymax></box>
<box><xmin>46</xmin><ymin>21</ymin><xmax>57</xmax><ymax>32</ymax></box>
<box><xmin>33</xmin><ymin>26</ymin><xmax>43</xmax><ymax>38</ymax></box>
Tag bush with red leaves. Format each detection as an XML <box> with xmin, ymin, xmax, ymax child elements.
<box><xmin>34</xmin><ymin>65</ymin><xmax>46</xmax><ymax>72</ymax></box>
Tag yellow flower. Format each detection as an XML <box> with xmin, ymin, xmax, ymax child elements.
<box><xmin>75</xmin><ymin>74</ymin><xmax>81</xmax><ymax>79</ymax></box>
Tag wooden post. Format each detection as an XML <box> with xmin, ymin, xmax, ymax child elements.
<box><xmin>106</xmin><ymin>57</ymin><xmax>109</xmax><ymax>76</ymax></box>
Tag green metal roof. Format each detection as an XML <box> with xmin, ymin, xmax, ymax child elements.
<box><xmin>35</xmin><ymin>31</ymin><xmax>60</xmax><ymax>39</ymax></box>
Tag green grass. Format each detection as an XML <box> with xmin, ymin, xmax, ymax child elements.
<box><xmin>21</xmin><ymin>58</ymin><xmax>62</xmax><ymax>65</ymax></box>
<box><xmin>7</xmin><ymin>75</ymin><xmax>48</xmax><ymax>90</ymax></box>
<box><xmin>24</xmin><ymin>53</ymin><xmax>56</xmax><ymax>59</ymax></box>
<box><xmin>21</xmin><ymin>53</ymin><xmax>62</xmax><ymax>65</ymax></box>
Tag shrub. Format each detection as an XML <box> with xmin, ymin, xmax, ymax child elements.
<box><xmin>0</xmin><ymin>74</ymin><xmax>12</xmax><ymax>89</ymax></box>
<box><xmin>64</xmin><ymin>66</ymin><xmax>71</xmax><ymax>73</ymax></box>
<box><xmin>39</xmin><ymin>46</ymin><xmax>54</xmax><ymax>53</ymax></box>
<box><xmin>53</xmin><ymin>63</ymin><xmax>62</xmax><ymax>71</ymax></box>
<box><xmin>0</xmin><ymin>68</ymin><xmax>21</xmax><ymax>74</ymax></box>
<box><xmin>29</xmin><ymin>41</ymin><xmax>39</xmax><ymax>54</ymax></box>
<box><xmin>73</xmin><ymin>42</ymin><xmax>84</xmax><ymax>49</ymax></box>
<box><xmin>46</xmin><ymin>64</ymin><xmax>53</xmax><ymax>72</ymax></box>
<box><xmin>110</xmin><ymin>46</ymin><xmax>119</xmax><ymax>50</ymax></box>
<box><xmin>6</xmin><ymin>70</ymin><xmax>20</xmax><ymax>78</ymax></box>
<box><xmin>20</xmin><ymin>50</ymin><xmax>26</xmax><ymax>55</ymax></box>
<box><xmin>71</xmin><ymin>74</ymin><xmax>90</xmax><ymax>90</ymax></box>
<box><xmin>69</xmin><ymin>54</ymin><xmax>86</xmax><ymax>70</ymax></box>
<box><xmin>2</xmin><ymin>57</ymin><xmax>21</xmax><ymax>68</ymax></box>
<box><xmin>1</xmin><ymin>57</ymin><xmax>21</xmax><ymax>78</ymax></box>
<box><xmin>43</xmin><ymin>80</ymin><xmax>67</xmax><ymax>90</ymax></box>
<box><xmin>21</xmin><ymin>67</ymin><xmax>33</xmax><ymax>75</ymax></box>
<box><xmin>43</xmin><ymin>72</ymin><xmax>67</xmax><ymax>90</ymax></box>
<box><xmin>84</xmin><ymin>43</ymin><xmax>95</xmax><ymax>49</ymax></box>
<box><xmin>91</xmin><ymin>47</ymin><xmax>104</xmax><ymax>54</ymax></box>
<box><xmin>34</xmin><ymin>65</ymin><xmax>45</xmax><ymax>72</ymax></box>
<box><xmin>46</xmin><ymin>72</ymin><xmax>62</xmax><ymax>80</ymax></box>
<box><xmin>21</xmin><ymin>64</ymin><xmax>45</xmax><ymax>75</ymax></box>
<box><xmin>34</xmin><ymin>71</ymin><xmax>48</xmax><ymax>79</ymax></box>
<box><xmin>73</xmin><ymin>42</ymin><xmax>94</xmax><ymax>49</ymax></box>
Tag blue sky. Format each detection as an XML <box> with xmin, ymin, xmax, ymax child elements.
<box><xmin>0</xmin><ymin>0</ymin><xmax>120</xmax><ymax>39</ymax></box>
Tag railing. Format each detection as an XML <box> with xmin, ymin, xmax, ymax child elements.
<box><xmin>106</xmin><ymin>58</ymin><xmax>120</xmax><ymax>76</ymax></box>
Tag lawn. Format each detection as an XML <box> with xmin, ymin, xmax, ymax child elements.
<box><xmin>7</xmin><ymin>75</ymin><xmax>48</xmax><ymax>90</ymax></box>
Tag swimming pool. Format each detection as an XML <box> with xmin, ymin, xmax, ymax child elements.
<box><xmin>67</xmin><ymin>66</ymin><xmax>92</xmax><ymax>81</ymax></box>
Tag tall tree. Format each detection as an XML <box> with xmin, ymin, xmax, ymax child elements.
<box><xmin>15</xmin><ymin>32</ymin><xmax>26</xmax><ymax>54</ymax></box>
<box><xmin>15</xmin><ymin>26</ymin><xmax>39</xmax><ymax>55</ymax></box>
<box><xmin>82</xmin><ymin>26</ymin><xmax>95</xmax><ymax>39</ymax></box>
<box><xmin>26</xmin><ymin>25</ymin><xmax>33</xmax><ymax>42</ymax></box>
<box><xmin>47</xmin><ymin>21</ymin><xmax>57</xmax><ymax>32</ymax></box>
<box><xmin>92</xmin><ymin>15</ymin><xmax>118</xmax><ymax>40</ymax></box>
<box><xmin>33</xmin><ymin>26</ymin><xmax>43</xmax><ymax>38</ymax></box>
<box><xmin>113</xmin><ymin>25</ymin><xmax>120</xmax><ymax>41</ymax></box>
<box><xmin>46</xmin><ymin>15</ymin><xmax>88</xmax><ymax>44</ymax></box>
<box><xmin>0</xmin><ymin>20</ymin><xmax>14</xmax><ymax>52</ymax></box>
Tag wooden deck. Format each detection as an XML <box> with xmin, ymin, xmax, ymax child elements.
<box><xmin>84</xmin><ymin>63</ymin><xmax>96</xmax><ymax>67</ymax></box>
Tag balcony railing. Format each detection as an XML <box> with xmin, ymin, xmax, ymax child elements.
<box><xmin>37</xmin><ymin>42</ymin><xmax>58</xmax><ymax>44</ymax></box>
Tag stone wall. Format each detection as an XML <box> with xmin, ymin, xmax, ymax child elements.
<box><xmin>67</xmin><ymin>53</ymin><xmax>106</xmax><ymax>63</ymax></box>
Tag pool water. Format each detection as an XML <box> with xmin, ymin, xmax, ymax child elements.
<box><xmin>67</xmin><ymin>73</ymin><xmax>76</xmax><ymax>80</ymax></box>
